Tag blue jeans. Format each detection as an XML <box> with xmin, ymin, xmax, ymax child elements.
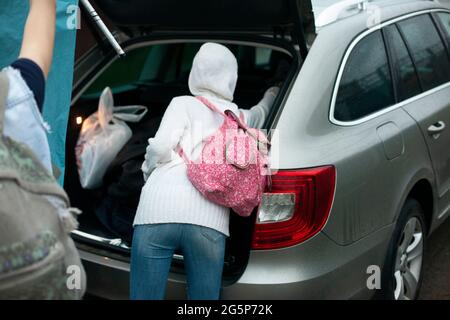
<box><xmin>130</xmin><ymin>223</ymin><xmax>226</xmax><ymax>300</ymax></box>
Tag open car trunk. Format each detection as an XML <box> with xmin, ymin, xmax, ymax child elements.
<box><xmin>67</xmin><ymin>39</ymin><xmax>298</xmax><ymax>282</ymax></box>
<box><xmin>93</xmin><ymin>0</ymin><xmax>315</xmax><ymax>56</ymax></box>
<box><xmin>67</xmin><ymin>0</ymin><xmax>311</xmax><ymax>284</ymax></box>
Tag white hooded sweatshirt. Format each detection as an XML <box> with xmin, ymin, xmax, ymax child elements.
<box><xmin>134</xmin><ymin>43</ymin><xmax>279</xmax><ymax>236</ymax></box>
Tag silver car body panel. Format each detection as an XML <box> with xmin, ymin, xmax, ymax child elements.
<box><xmin>79</xmin><ymin>222</ymin><xmax>395</xmax><ymax>299</ymax></box>
<box><xmin>273</xmin><ymin>1</ymin><xmax>447</xmax><ymax>245</ymax></box>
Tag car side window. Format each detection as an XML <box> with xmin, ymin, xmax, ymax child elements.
<box><xmin>384</xmin><ymin>25</ymin><xmax>422</xmax><ymax>101</ymax></box>
<box><xmin>255</xmin><ymin>47</ymin><xmax>272</xmax><ymax>69</ymax></box>
<box><xmin>334</xmin><ymin>31</ymin><xmax>394</xmax><ymax>122</ymax></box>
<box><xmin>83</xmin><ymin>45</ymin><xmax>167</xmax><ymax>96</ymax></box>
<box><xmin>397</xmin><ymin>14</ymin><xmax>450</xmax><ymax>92</ymax></box>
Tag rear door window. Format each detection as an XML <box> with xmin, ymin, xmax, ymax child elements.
<box><xmin>334</xmin><ymin>31</ymin><xmax>394</xmax><ymax>122</ymax></box>
<box><xmin>437</xmin><ymin>12</ymin><xmax>450</xmax><ymax>43</ymax></box>
<box><xmin>384</xmin><ymin>25</ymin><xmax>422</xmax><ymax>101</ymax></box>
<box><xmin>397</xmin><ymin>14</ymin><xmax>450</xmax><ymax>92</ymax></box>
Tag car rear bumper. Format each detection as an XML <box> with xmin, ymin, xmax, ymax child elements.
<box><xmin>77</xmin><ymin>223</ymin><xmax>394</xmax><ymax>300</ymax></box>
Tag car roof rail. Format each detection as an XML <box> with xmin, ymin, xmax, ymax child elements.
<box><xmin>316</xmin><ymin>0</ymin><xmax>370</xmax><ymax>28</ymax></box>
<box><xmin>315</xmin><ymin>0</ymin><xmax>439</xmax><ymax>28</ymax></box>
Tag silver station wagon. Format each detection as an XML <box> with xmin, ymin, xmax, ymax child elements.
<box><xmin>67</xmin><ymin>0</ymin><xmax>450</xmax><ymax>300</ymax></box>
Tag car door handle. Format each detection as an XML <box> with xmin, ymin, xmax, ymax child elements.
<box><xmin>428</xmin><ymin>121</ymin><xmax>446</xmax><ymax>135</ymax></box>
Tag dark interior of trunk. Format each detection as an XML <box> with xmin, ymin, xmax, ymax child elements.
<box><xmin>65</xmin><ymin>41</ymin><xmax>293</xmax><ymax>280</ymax></box>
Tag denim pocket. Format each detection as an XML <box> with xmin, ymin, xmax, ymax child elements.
<box><xmin>200</xmin><ymin>227</ymin><xmax>225</xmax><ymax>243</ymax></box>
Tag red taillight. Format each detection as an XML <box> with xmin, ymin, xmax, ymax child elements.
<box><xmin>251</xmin><ymin>166</ymin><xmax>336</xmax><ymax>250</ymax></box>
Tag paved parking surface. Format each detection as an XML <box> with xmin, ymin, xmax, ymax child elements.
<box><xmin>419</xmin><ymin>216</ymin><xmax>450</xmax><ymax>300</ymax></box>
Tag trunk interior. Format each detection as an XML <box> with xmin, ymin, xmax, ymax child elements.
<box><xmin>66</xmin><ymin>39</ymin><xmax>297</xmax><ymax>282</ymax></box>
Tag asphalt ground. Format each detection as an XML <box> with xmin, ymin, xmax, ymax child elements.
<box><xmin>419</xmin><ymin>216</ymin><xmax>450</xmax><ymax>300</ymax></box>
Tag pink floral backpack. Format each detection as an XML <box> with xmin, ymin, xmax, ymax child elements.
<box><xmin>177</xmin><ymin>96</ymin><xmax>271</xmax><ymax>217</ymax></box>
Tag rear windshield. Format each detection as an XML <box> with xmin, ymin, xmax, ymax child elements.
<box><xmin>82</xmin><ymin>42</ymin><xmax>291</xmax><ymax>109</ymax></box>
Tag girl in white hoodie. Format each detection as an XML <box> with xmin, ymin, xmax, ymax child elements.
<box><xmin>130</xmin><ymin>42</ymin><xmax>279</xmax><ymax>300</ymax></box>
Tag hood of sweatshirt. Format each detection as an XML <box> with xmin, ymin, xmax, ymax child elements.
<box><xmin>188</xmin><ymin>43</ymin><xmax>238</xmax><ymax>102</ymax></box>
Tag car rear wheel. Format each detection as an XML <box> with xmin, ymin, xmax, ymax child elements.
<box><xmin>377</xmin><ymin>198</ymin><xmax>426</xmax><ymax>300</ymax></box>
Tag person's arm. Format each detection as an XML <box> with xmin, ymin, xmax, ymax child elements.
<box><xmin>142</xmin><ymin>98</ymin><xmax>187</xmax><ymax>180</ymax></box>
<box><xmin>239</xmin><ymin>86</ymin><xmax>279</xmax><ymax>129</ymax></box>
<box><xmin>19</xmin><ymin>0</ymin><xmax>56</xmax><ymax>79</ymax></box>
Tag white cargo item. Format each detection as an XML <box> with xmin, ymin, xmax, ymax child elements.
<box><xmin>76</xmin><ymin>87</ymin><xmax>147</xmax><ymax>189</ymax></box>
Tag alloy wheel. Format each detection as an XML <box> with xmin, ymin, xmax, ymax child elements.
<box><xmin>393</xmin><ymin>217</ymin><xmax>424</xmax><ymax>300</ymax></box>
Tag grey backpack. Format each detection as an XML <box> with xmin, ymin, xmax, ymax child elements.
<box><xmin>0</xmin><ymin>71</ymin><xmax>86</xmax><ymax>299</ymax></box>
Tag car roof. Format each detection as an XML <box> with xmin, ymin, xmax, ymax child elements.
<box><xmin>314</xmin><ymin>0</ymin><xmax>448</xmax><ymax>32</ymax></box>
<box><xmin>308</xmin><ymin>0</ymin><xmax>449</xmax><ymax>72</ymax></box>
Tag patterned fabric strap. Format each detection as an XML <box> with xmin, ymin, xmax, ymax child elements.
<box><xmin>176</xmin><ymin>145</ymin><xmax>192</xmax><ymax>164</ymax></box>
<box><xmin>195</xmin><ymin>96</ymin><xmax>251</xmax><ymax>132</ymax></box>
<box><xmin>195</xmin><ymin>97</ymin><xmax>268</xmax><ymax>146</ymax></box>
<box><xmin>195</xmin><ymin>96</ymin><xmax>227</xmax><ymax>117</ymax></box>
<box><xmin>239</xmin><ymin>111</ymin><xmax>245</xmax><ymax>122</ymax></box>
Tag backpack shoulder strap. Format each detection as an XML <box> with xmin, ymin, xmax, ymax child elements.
<box><xmin>195</xmin><ymin>96</ymin><xmax>249</xmax><ymax>129</ymax></box>
<box><xmin>195</xmin><ymin>96</ymin><xmax>270</xmax><ymax>145</ymax></box>
<box><xmin>195</xmin><ymin>96</ymin><xmax>227</xmax><ymax>117</ymax></box>
<box><xmin>239</xmin><ymin>111</ymin><xmax>245</xmax><ymax>123</ymax></box>
<box><xmin>0</xmin><ymin>71</ymin><xmax>9</xmax><ymax>134</ymax></box>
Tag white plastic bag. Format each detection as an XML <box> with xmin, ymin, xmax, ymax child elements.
<box><xmin>75</xmin><ymin>87</ymin><xmax>147</xmax><ymax>189</ymax></box>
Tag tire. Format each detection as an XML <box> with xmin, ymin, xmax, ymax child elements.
<box><xmin>375</xmin><ymin>198</ymin><xmax>426</xmax><ymax>300</ymax></box>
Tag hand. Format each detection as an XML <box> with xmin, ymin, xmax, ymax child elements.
<box><xmin>267</xmin><ymin>59</ymin><xmax>291</xmax><ymax>88</ymax></box>
<box><xmin>141</xmin><ymin>159</ymin><xmax>153</xmax><ymax>182</ymax></box>
<box><xmin>265</xmin><ymin>86</ymin><xmax>280</xmax><ymax>99</ymax></box>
